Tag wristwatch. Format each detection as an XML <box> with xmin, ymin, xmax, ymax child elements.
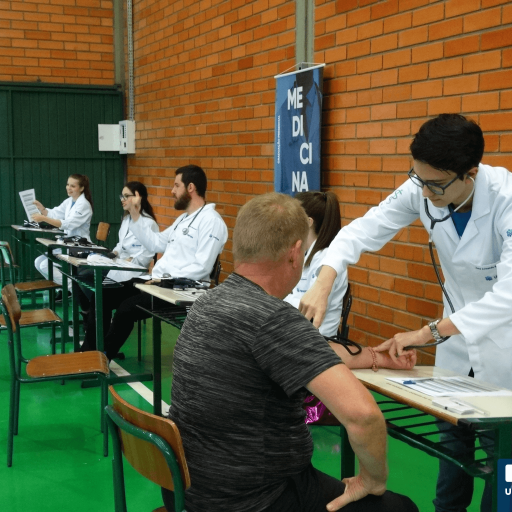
<box><xmin>428</xmin><ymin>319</ymin><xmax>449</xmax><ymax>343</ymax></box>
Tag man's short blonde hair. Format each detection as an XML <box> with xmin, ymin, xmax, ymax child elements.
<box><xmin>233</xmin><ymin>192</ymin><xmax>309</xmax><ymax>263</ymax></box>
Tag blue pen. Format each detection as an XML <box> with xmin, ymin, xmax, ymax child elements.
<box><xmin>403</xmin><ymin>380</ymin><xmax>416</xmax><ymax>385</ymax></box>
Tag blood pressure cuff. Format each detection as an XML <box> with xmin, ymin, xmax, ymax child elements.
<box><xmin>157</xmin><ymin>278</ymin><xmax>200</xmax><ymax>290</ymax></box>
<box><xmin>69</xmin><ymin>248</ymin><xmax>115</xmax><ymax>259</ymax></box>
<box><xmin>324</xmin><ymin>335</ymin><xmax>362</xmax><ymax>356</ymax></box>
<box><xmin>23</xmin><ymin>220</ymin><xmax>55</xmax><ymax>230</ymax></box>
<box><xmin>69</xmin><ymin>248</ymin><xmax>95</xmax><ymax>258</ymax></box>
<box><xmin>62</xmin><ymin>236</ymin><xmax>90</xmax><ymax>245</ymax></box>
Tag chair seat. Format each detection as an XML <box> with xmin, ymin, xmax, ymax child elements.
<box><xmin>0</xmin><ymin>308</ymin><xmax>62</xmax><ymax>327</ymax></box>
<box><xmin>15</xmin><ymin>280</ymin><xmax>61</xmax><ymax>293</ymax></box>
<box><xmin>27</xmin><ymin>351</ymin><xmax>110</xmax><ymax>378</ymax></box>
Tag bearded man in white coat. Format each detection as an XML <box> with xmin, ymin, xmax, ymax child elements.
<box><xmin>299</xmin><ymin>113</ymin><xmax>512</xmax><ymax>512</ymax></box>
<box><xmin>94</xmin><ymin>164</ymin><xmax>227</xmax><ymax>361</ymax></box>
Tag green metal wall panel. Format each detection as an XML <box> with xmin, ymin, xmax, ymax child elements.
<box><xmin>0</xmin><ymin>83</ymin><xmax>126</xmax><ymax>260</ymax></box>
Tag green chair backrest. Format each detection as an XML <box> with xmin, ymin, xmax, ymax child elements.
<box><xmin>0</xmin><ymin>244</ymin><xmax>16</xmax><ymax>288</ymax></box>
<box><xmin>105</xmin><ymin>386</ymin><xmax>191</xmax><ymax>512</ymax></box>
<box><xmin>1</xmin><ymin>285</ymin><xmax>22</xmax><ymax>379</ymax></box>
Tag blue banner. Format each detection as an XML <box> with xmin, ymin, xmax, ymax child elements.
<box><xmin>274</xmin><ymin>64</ymin><xmax>324</xmax><ymax>195</ymax></box>
<box><xmin>498</xmin><ymin>459</ymin><xmax>512</xmax><ymax>512</ymax></box>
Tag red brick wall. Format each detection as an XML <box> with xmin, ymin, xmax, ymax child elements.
<box><xmin>127</xmin><ymin>0</ymin><xmax>296</xmax><ymax>274</ymax></box>
<box><xmin>2</xmin><ymin>0</ymin><xmax>512</xmax><ymax>362</ymax></box>
<box><xmin>0</xmin><ymin>0</ymin><xmax>114</xmax><ymax>84</ymax></box>
<box><xmin>316</xmin><ymin>0</ymin><xmax>512</xmax><ymax>363</ymax></box>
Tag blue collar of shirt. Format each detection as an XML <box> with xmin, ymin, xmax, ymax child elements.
<box><xmin>449</xmin><ymin>204</ymin><xmax>472</xmax><ymax>238</ymax></box>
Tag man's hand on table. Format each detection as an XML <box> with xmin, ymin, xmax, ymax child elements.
<box><xmin>374</xmin><ymin>327</ymin><xmax>431</xmax><ymax>364</ymax></box>
<box><xmin>326</xmin><ymin>471</ymin><xmax>386</xmax><ymax>510</ymax></box>
<box><xmin>376</xmin><ymin>348</ymin><xmax>417</xmax><ymax>371</ymax></box>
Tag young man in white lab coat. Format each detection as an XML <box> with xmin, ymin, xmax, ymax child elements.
<box><xmin>99</xmin><ymin>164</ymin><xmax>228</xmax><ymax>360</ymax></box>
<box><xmin>299</xmin><ymin>114</ymin><xmax>512</xmax><ymax>512</ymax></box>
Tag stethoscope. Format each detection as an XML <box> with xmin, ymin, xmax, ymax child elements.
<box><xmin>404</xmin><ymin>176</ymin><xmax>475</xmax><ymax>350</ymax></box>
<box><xmin>173</xmin><ymin>204</ymin><xmax>206</xmax><ymax>236</ymax></box>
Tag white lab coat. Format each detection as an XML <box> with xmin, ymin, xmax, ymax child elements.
<box><xmin>106</xmin><ymin>214</ymin><xmax>160</xmax><ymax>283</ymax></box>
<box><xmin>284</xmin><ymin>242</ymin><xmax>347</xmax><ymax>337</ymax></box>
<box><xmin>34</xmin><ymin>193</ymin><xmax>93</xmax><ymax>285</ymax></box>
<box><xmin>322</xmin><ymin>164</ymin><xmax>512</xmax><ymax>389</ymax></box>
<box><xmin>46</xmin><ymin>193</ymin><xmax>92</xmax><ymax>240</ymax></box>
<box><xmin>129</xmin><ymin>203</ymin><xmax>228</xmax><ymax>281</ymax></box>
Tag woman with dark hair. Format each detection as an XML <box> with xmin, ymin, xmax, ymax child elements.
<box><xmin>285</xmin><ymin>191</ymin><xmax>415</xmax><ymax>426</ymax></box>
<box><xmin>80</xmin><ymin>181</ymin><xmax>159</xmax><ymax>353</ymax></box>
<box><xmin>106</xmin><ymin>181</ymin><xmax>158</xmax><ymax>283</ymax></box>
<box><xmin>32</xmin><ymin>174</ymin><xmax>93</xmax><ymax>285</ymax></box>
<box><xmin>284</xmin><ymin>191</ymin><xmax>345</xmax><ymax>336</ymax></box>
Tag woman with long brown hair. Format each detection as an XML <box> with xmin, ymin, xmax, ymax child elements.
<box><xmin>32</xmin><ymin>174</ymin><xmax>93</xmax><ymax>286</ymax></box>
<box><xmin>284</xmin><ymin>190</ymin><xmax>345</xmax><ymax>336</ymax></box>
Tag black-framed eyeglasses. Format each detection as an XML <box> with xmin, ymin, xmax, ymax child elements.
<box><xmin>407</xmin><ymin>168</ymin><xmax>461</xmax><ymax>196</ymax></box>
<box><xmin>119</xmin><ymin>194</ymin><xmax>135</xmax><ymax>201</ymax></box>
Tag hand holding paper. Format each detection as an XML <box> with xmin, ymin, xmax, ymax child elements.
<box><xmin>19</xmin><ymin>189</ymin><xmax>39</xmax><ymax>221</ymax></box>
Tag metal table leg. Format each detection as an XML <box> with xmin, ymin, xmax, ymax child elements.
<box><xmin>94</xmin><ymin>268</ymin><xmax>104</xmax><ymax>353</ymax></box>
<box><xmin>59</xmin><ymin>255</ymin><xmax>70</xmax><ymax>354</ymax></box>
<box><xmin>71</xmin><ymin>265</ymin><xmax>80</xmax><ymax>352</ymax></box>
<box><xmin>152</xmin><ymin>309</ymin><xmax>162</xmax><ymax>417</ymax></box>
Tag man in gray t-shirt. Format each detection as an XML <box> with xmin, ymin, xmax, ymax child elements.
<box><xmin>165</xmin><ymin>193</ymin><xmax>418</xmax><ymax>512</ymax></box>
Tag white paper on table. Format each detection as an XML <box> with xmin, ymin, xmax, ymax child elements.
<box><xmin>386</xmin><ymin>376</ymin><xmax>512</xmax><ymax>397</ymax></box>
<box><xmin>85</xmin><ymin>253</ymin><xmax>146</xmax><ymax>269</ymax></box>
<box><xmin>19</xmin><ymin>189</ymin><xmax>39</xmax><ymax>221</ymax></box>
<box><xmin>110</xmin><ymin>258</ymin><xmax>146</xmax><ymax>269</ymax></box>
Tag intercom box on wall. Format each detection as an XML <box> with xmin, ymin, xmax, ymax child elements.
<box><xmin>98</xmin><ymin>121</ymin><xmax>136</xmax><ymax>154</ymax></box>
<box><xmin>119</xmin><ymin>120</ymin><xmax>135</xmax><ymax>154</ymax></box>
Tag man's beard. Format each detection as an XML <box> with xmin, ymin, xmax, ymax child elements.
<box><xmin>174</xmin><ymin>190</ymin><xmax>191</xmax><ymax>210</ymax></box>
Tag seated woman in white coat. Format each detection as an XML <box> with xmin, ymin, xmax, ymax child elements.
<box><xmin>32</xmin><ymin>174</ymin><xmax>93</xmax><ymax>287</ymax></box>
<box><xmin>285</xmin><ymin>191</ymin><xmax>416</xmax><ymax>424</ymax></box>
<box><xmin>80</xmin><ymin>181</ymin><xmax>159</xmax><ymax>353</ymax></box>
<box><xmin>284</xmin><ymin>191</ymin><xmax>346</xmax><ymax>338</ymax></box>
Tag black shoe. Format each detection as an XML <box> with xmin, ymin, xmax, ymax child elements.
<box><xmin>55</xmin><ymin>290</ymin><xmax>72</xmax><ymax>303</ymax></box>
<box><xmin>79</xmin><ymin>310</ymin><xmax>89</xmax><ymax>330</ymax></box>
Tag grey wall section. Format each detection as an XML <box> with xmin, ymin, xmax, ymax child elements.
<box><xmin>0</xmin><ymin>83</ymin><xmax>125</xmax><ymax>261</ymax></box>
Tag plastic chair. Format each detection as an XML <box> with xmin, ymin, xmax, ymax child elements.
<box><xmin>0</xmin><ymin>241</ymin><xmax>20</xmax><ymax>285</ymax></box>
<box><xmin>0</xmin><ymin>244</ymin><xmax>65</xmax><ymax>356</ymax></box>
<box><xmin>105</xmin><ymin>386</ymin><xmax>191</xmax><ymax>512</ymax></box>
<box><xmin>96</xmin><ymin>222</ymin><xmax>111</xmax><ymax>244</ymax></box>
<box><xmin>1</xmin><ymin>284</ymin><xmax>111</xmax><ymax>466</ymax></box>
<box><xmin>0</xmin><ymin>242</ymin><xmax>61</xmax><ymax>299</ymax></box>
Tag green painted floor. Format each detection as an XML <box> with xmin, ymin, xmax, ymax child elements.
<box><xmin>0</xmin><ymin>297</ymin><xmax>484</xmax><ymax>511</ymax></box>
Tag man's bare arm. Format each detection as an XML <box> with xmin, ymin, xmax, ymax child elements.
<box><xmin>307</xmin><ymin>364</ymin><xmax>388</xmax><ymax>510</ymax></box>
<box><xmin>329</xmin><ymin>343</ymin><xmax>417</xmax><ymax>371</ymax></box>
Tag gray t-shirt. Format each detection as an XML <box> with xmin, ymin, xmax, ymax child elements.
<box><xmin>170</xmin><ymin>273</ymin><xmax>342</xmax><ymax>512</ymax></box>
